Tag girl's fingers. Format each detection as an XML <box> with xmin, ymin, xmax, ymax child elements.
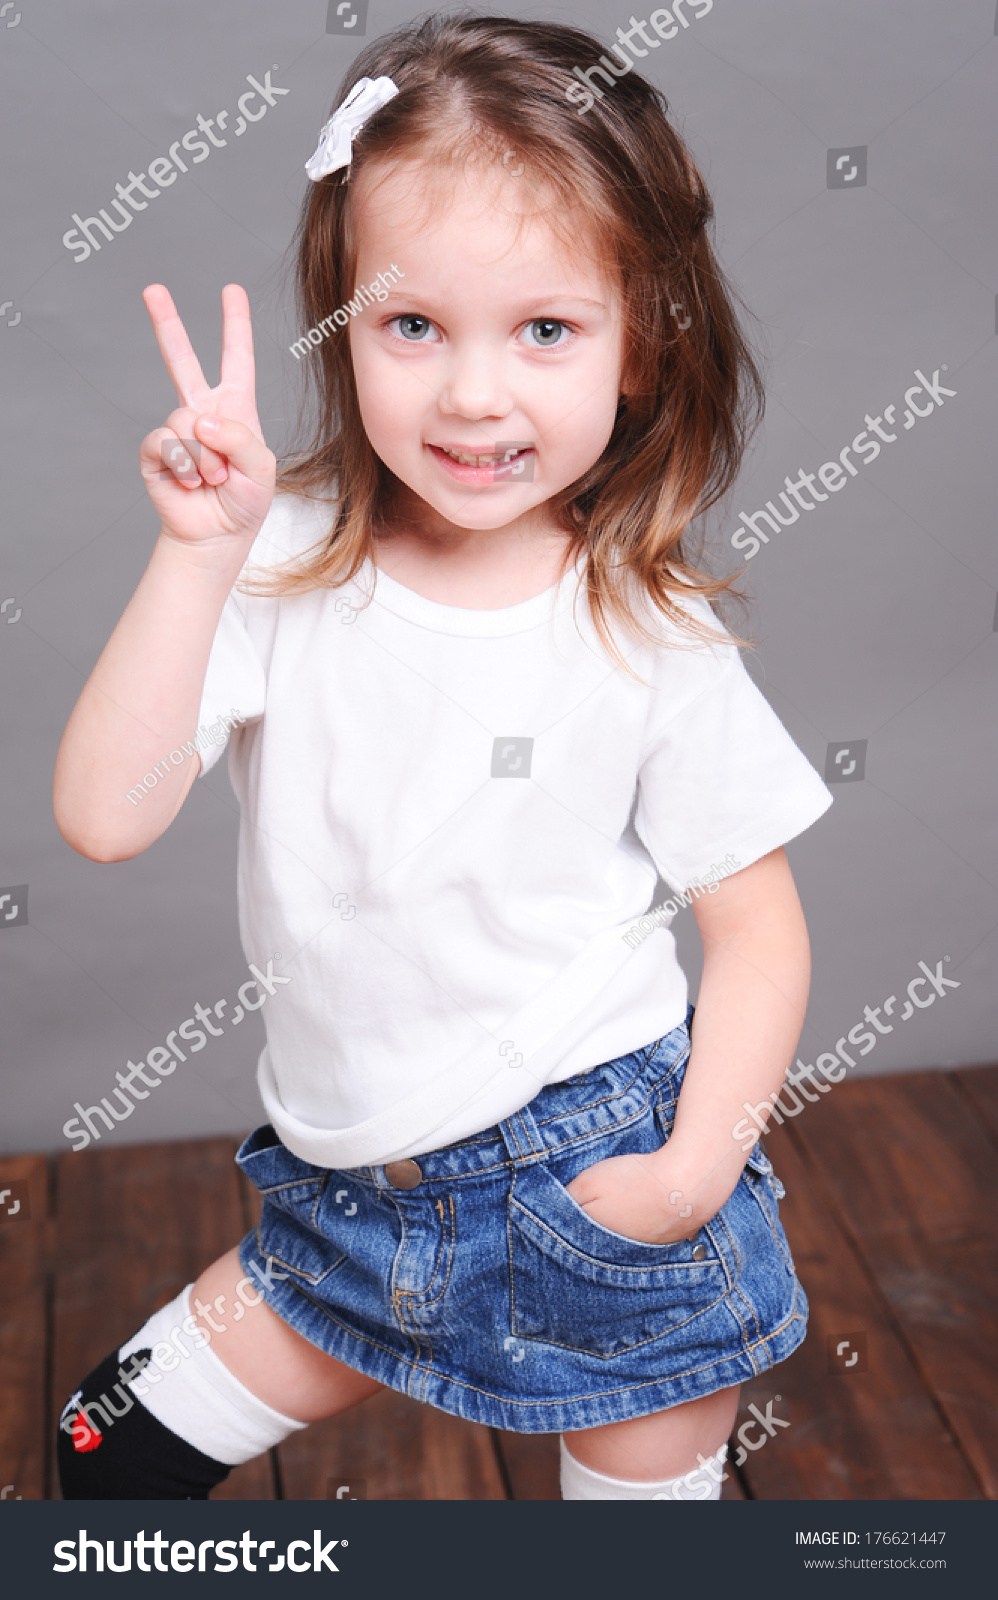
<box><xmin>142</xmin><ymin>428</ymin><xmax>207</xmax><ymax>491</ymax></box>
<box><xmin>161</xmin><ymin>435</ymin><xmax>201</xmax><ymax>489</ymax></box>
<box><xmin>164</xmin><ymin>407</ymin><xmax>228</xmax><ymax>485</ymax></box>
<box><xmin>142</xmin><ymin>284</ymin><xmax>212</xmax><ymax>409</ymax></box>
<box><xmin>218</xmin><ymin>284</ymin><xmax>257</xmax><ymax>406</ymax></box>
<box><xmin>192</xmin><ymin>413</ymin><xmax>276</xmax><ymax>489</ymax></box>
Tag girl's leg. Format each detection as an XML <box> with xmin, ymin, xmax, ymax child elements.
<box><xmin>190</xmin><ymin>1246</ymin><xmax>383</xmax><ymax>1420</ymax></box>
<box><xmin>58</xmin><ymin>1246</ymin><xmax>382</xmax><ymax>1499</ymax></box>
<box><xmin>560</xmin><ymin>1385</ymin><xmax>740</xmax><ymax>1500</ymax></box>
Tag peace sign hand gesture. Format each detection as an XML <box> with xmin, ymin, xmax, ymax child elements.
<box><xmin>139</xmin><ymin>283</ymin><xmax>276</xmax><ymax>563</ymax></box>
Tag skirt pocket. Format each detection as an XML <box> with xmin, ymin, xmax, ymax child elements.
<box><xmin>508</xmin><ymin>1162</ymin><xmax>728</xmax><ymax>1359</ymax></box>
<box><xmin>236</xmin><ymin>1123</ymin><xmax>346</xmax><ymax>1287</ymax></box>
<box><xmin>738</xmin><ymin>1143</ymin><xmax>795</xmax><ymax>1277</ymax></box>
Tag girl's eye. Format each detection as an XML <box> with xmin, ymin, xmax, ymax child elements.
<box><xmin>521</xmin><ymin>318</ymin><xmax>569</xmax><ymax>349</ymax></box>
<box><xmin>389</xmin><ymin>314</ymin><xmax>439</xmax><ymax>343</ymax></box>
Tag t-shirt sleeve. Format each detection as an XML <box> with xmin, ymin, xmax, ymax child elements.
<box><xmin>633</xmin><ymin>634</ymin><xmax>832</xmax><ymax>893</ymax></box>
<box><xmin>194</xmin><ymin>580</ymin><xmax>267</xmax><ymax>775</ymax></box>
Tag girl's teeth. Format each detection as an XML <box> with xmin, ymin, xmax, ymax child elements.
<box><xmin>441</xmin><ymin>447</ymin><xmax>524</xmax><ymax>466</ymax></box>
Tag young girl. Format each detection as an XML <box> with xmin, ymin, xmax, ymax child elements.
<box><xmin>53</xmin><ymin>13</ymin><xmax>831</xmax><ymax>1502</ymax></box>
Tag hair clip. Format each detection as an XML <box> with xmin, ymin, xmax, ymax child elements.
<box><xmin>305</xmin><ymin>75</ymin><xmax>400</xmax><ymax>182</ymax></box>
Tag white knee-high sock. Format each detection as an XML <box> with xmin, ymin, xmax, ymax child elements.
<box><xmin>118</xmin><ymin>1284</ymin><xmax>308</xmax><ymax>1466</ymax></box>
<box><xmin>560</xmin><ymin>1437</ymin><xmax>728</xmax><ymax>1500</ymax></box>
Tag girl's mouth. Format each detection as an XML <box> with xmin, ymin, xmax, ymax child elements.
<box><xmin>428</xmin><ymin>444</ymin><xmax>534</xmax><ymax>483</ymax></box>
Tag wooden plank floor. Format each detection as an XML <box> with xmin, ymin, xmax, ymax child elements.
<box><xmin>1</xmin><ymin>1065</ymin><xmax>995</xmax><ymax>1500</ymax></box>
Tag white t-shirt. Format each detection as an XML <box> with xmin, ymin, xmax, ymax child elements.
<box><xmin>197</xmin><ymin>492</ymin><xmax>832</xmax><ymax>1168</ymax></box>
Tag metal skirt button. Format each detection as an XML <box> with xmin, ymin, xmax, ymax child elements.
<box><xmin>385</xmin><ymin>1159</ymin><xmax>422</xmax><ymax>1190</ymax></box>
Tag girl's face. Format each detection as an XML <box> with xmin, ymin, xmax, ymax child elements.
<box><xmin>348</xmin><ymin>157</ymin><xmax>624</xmax><ymax>541</ymax></box>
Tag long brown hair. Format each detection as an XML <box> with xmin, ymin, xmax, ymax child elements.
<box><xmin>255</xmin><ymin>10</ymin><xmax>763</xmax><ymax>668</ymax></box>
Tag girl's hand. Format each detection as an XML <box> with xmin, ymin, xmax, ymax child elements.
<box><xmin>565</xmin><ymin>1151</ymin><xmax>723</xmax><ymax>1245</ymax></box>
<box><xmin>138</xmin><ymin>283</ymin><xmax>276</xmax><ymax>560</ymax></box>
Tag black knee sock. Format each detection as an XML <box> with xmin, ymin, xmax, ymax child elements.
<box><xmin>57</xmin><ymin>1349</ymin><xmax>232</xmax><ymax>1500</ymax></box>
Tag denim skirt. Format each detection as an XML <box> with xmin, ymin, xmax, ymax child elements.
<box><xmin>235</xmin><ymin>1008</ymin><xmax>807</xmax><ymax>1433</ymax></box>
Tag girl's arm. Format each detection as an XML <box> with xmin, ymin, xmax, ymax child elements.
<box><xmin>53</xmin><ymin>284</ymin><xmax>275</xmax><ymax>863</ymax></box>
<box><xmin>566</xmin><ymin>847</ymin><xmax>810</xmax><ymax>1241</ymax></box>
<box><xmin>656</xmin><ymin>846</ymin><xmax>810</xmax><ymax>1224</ymax></box>
<box><xmin>54</xmin><ymin>533</ymin><xmax>253</xmax><ymax>862</ymax></box>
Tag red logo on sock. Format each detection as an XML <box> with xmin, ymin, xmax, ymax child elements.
<box><xmin>69</xmin><ymin>1412</ymin><xmax>102</xmax><ymax>1453</ymax></box>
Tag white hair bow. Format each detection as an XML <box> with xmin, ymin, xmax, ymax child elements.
<box><xmin>305</xmin><ymin>75</ymin><xmax>400</xmax><ymax>181</ymax></box>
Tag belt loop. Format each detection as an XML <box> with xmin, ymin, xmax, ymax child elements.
<box><xmin>498</xmin><ymin>1098</ymin><xmax>545</xmax><ymax>1167</ymax></box>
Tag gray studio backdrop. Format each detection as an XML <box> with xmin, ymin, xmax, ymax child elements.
<box><xmin>1</xmin><ymin>0</ymin><xmax>996</xmax><ymax>1154</ymax></box>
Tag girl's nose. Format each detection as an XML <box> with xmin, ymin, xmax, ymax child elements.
<box><xmin>437</xmin><ymin>345</ymin><xmax>513</xmax><ymax>423</ymax></box>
